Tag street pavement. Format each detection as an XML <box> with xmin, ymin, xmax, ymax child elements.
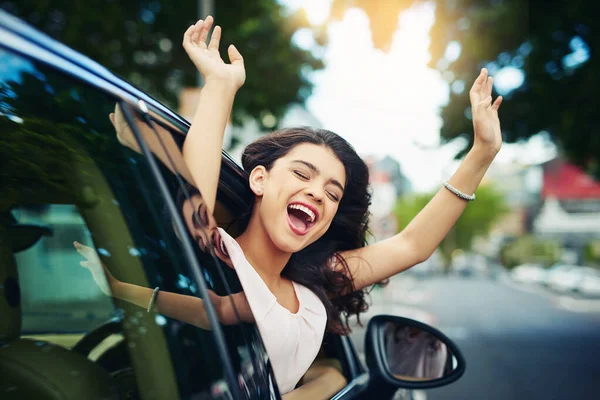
<box><xmin>348</xmin><ymin>273</ymin><xmax>600</xmax><ymax>400</ymax></box>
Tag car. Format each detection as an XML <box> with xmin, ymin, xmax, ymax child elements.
<box><xmin>0</xmin><ymin>10</ymin><xmax>465</xmax><ymax>399</ymax></box>
<box><xmin>543</xmin><ymin>264</ymin><xmax>578</xmax><ymax>291</ymax></box>
<box><xmin>577</xmin><ymin>268</ymin><xmax>600</xmax><ymax>297</ymax></box>
<box><xmin>557</xmin><ymin>266</ymin><xmax>600</xmax><ymax>295</ymax></box>
<box><xmin>510</xmin><ymin>263</ymin><xmax>547</xmax><ymax>285</ymax></box>
<box><xmin>545</xmin><ymin>264</ymin><xmax>598</xmax><ymax>293</ymax></box>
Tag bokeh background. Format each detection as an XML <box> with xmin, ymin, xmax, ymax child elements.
<box><xmin>2</xmin><ymin>1</ymin><xmax>599</xmax><ymax>399</ymax></box>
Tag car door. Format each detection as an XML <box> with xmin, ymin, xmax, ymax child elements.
<box><xmin>0</xmin><ymin>42</ymin><xmax>260</xmax><ymax>399</ymax></box>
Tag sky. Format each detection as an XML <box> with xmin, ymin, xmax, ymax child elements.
<box><xmin>282</xmin><ymin>0</ymin><xmax>557</xmax><ymax>193</ymax></box>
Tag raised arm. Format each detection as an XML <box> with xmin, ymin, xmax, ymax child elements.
<box><xmin>181</xmin><ymin>16</ymin><xmax>246</xmax><ymax>215</ymax></box>
<box><xmin>109</xmin><ymin>103</ymin><xmax>197</xmax><ymax>185</ymax></box>
<box><xmin>341</xmin><ymin>68</ymin><xmax>503</xmax><ymax>290</ymax></box>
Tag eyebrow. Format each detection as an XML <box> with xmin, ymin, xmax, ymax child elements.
<box><xmin>291</xmin><ymin>160</ymin><xmax>345</xmax><ymax>193</ymax></box>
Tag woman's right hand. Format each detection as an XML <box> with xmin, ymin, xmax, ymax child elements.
<box><xmin>74</xmin><ymin>241</ymin><xmax>118</xmax><ymax>296</ymax></box>
<box><xmin>183</xmin><ymin>16</ymin><xmax>246</xmax><ymax>90</ymax></box>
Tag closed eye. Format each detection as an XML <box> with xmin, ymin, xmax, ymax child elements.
<box><xmin>327</xmin><ymin>192</ymin><xmax>340</xmax><ymax>202</ymax></box>
<box><xmin>293</xmin><ymin>170</ymin><xmax>309</xmax><ymax>180</ymax></box>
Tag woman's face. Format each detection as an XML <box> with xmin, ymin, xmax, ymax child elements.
<box><xmin>254</xmin><ymin>143</ymin><xmax>346</xmax><ymax>253</ymax></box>
<box><xmin>181</xmin><ymin>194</ymin><xmax>231</xmax><ymax>265</ymax></box>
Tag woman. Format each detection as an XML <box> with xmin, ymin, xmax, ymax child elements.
<box><xmin>78</xmin><ymin>15</ymin><xmax>503</xmax><ymax>398</ymax></box>
<box><xmin>179</xmin><ymin>15</ymin><xmax>501</xmax><ymax>393</ymax></box>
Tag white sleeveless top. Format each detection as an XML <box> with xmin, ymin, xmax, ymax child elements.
<box><xmin>217</xmin><ymin>228</ymin><xmax>328</xmax><ymax>394</ymax></box>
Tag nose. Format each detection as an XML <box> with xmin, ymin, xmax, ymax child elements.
<box><xmin>305</xmin><ymin>185</ymin><xmax>324</xmax><ymax>204</ymax></box>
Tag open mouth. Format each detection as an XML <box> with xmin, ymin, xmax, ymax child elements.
<box><xmin>286</xmin><ymin>203</ymin><xmax>318</xmax><ymax>236</ymax></box>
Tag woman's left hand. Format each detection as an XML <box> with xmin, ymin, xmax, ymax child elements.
<box><xmin>469</xmin><ymin>68</ymin><xmax>503</xmax><ymax>155</ymax></box>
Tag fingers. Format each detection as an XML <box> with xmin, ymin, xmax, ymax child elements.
<box><xmin>492</xmin><ymin>95</ymin><xmax>503</xmax><ymax>111</ymax></box>
<box><xmin>74</xmin><ymin>241</ymin><xmax>97</xmax><ymax>260</ymax></box>
<box><xmin>471</xmin><ymin>68</ymin><xmax>488</xmax><ymax>93</ymax></box>
<box><xmin>183</xmin><ymin>24</ymin><xmax>194</xmax><ymax>48</ymax></box>
<box><xmin>228</xmin><ymin>44</ymin><xmax>244</xmax><ymax>66</ymax></box>
<box><xmin>484</xmin><ymin>76</ymin><xmax>494</xmax><ymax>98</ymax></box>
<box><xmin>474</xmin><ymin>68</ymin><xmax>488</xmax><ymax>87</ymax></box>
<box><xmin>74</xmin><ymin>241</ymin><xmax>86</xmax><ymax>256</ymax></box>
<box><xmin>185</xmin><ymin>16</ymin><xmax>217</xmax><ymax>50</ymax></box>
<box><xmin>198</xmin><ymin>15</ymin><xmax>213</xmax><ymax>45</ymax></box>
<box><xmin>469</xmin><ymin>68</ymin><xmax>488</xmax><ymax>105</ymax></box>
<box><xmin>192</xmin><ymin>19</ymin><xmax>205</xmax><ymax>46</ymax></box>
<box><xmin>208</xmin><ymin>25</ymin><xmax>221</xmax><ymax>50</ymax></box>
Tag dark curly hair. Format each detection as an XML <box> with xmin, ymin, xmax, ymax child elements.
<box><xmin>240</xmin><ymin>126</ymin><xmax>373</xmax><ymax>334</ymax></box>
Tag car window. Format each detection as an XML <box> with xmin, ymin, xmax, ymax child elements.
<box><xmin>14</xmin><ymin>204</ymin><xmax>115</xmax><ymax>334</ymax></box>
<box><xmin>123</xmin><ymin>106</ymin><xmax>278</xmax><ymax>399</ymax></box>
<box><xmin>0</xmin><ymin>48</ymin><xmax>239</xmax><ymax>400</ymax></box>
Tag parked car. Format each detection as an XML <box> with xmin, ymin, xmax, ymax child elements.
<box><xmin>543</xmin><ymin>264</ymin><xmax>578</xmax><ymax>290</ymax></box>
<box><xmin>510</xmin><ymin>263</ymin><xmax>547</xmax><ymax>286</ymax></box>
<box><xmin>559</xmin><ymin>267</ymin><xmax>600</xmax><ymax>295</ymax></box>
<box><xmin>577</xmin><ymin>268</ymin><xmax>600</xmax><ymax>297</ymax></box>
<box><xmin>0</xmin><ymin>10</ymin><xmax>465</xmax><ymax>399</ymax></box>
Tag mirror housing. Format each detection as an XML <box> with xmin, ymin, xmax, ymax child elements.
<box><xmin>364</xmin><ymin>315</ymin><xmax>466</xmax><ymax>393</ymax></box>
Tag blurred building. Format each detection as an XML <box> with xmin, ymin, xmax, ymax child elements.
<box><xmin>372</xmin><ymin>155</ymin><xmax>413</xmax><ymax>197</ymax></box>
<box><xmin>532</xmin><ymin>158</ymin><xmax>600</xmax><ymax>262</ymax></box>
<box><xmin>479</xmin><ymin>161</ymin><xmax>543</xmax><ymax>253</ymax></box>
<box><xmin>366</xmin><ymin>156</ymin><xmax>412</xmax><ymax>241</ymax></box>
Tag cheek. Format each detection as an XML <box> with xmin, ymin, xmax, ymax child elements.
<box><xmin>319</xmin><ymin>204</ymin><xmax>339</xmax><ymax>229</ymax></box>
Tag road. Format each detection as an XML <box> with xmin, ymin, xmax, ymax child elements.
<box><xmin>348</xmin><ymin>273</ymin><xmax>600</xmax><ymax>400</ymax></box>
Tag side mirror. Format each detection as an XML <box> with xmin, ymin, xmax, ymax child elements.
<box><xmin>365</xmin><ymin>315</ymin><xmax>466</xmax><ymax>393</ymax></box>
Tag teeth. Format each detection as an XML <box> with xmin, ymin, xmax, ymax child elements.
<box><xmin>288</xmin><ymin>204</ymin><xmax>315</xmax><ymax>223</ymax></box>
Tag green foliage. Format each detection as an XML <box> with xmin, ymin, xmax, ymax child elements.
<box><xmin>583</xmin><ymin>241</ymin><xmax>600</xmax><ymax>266</ymax></box>
<box><xmin>1</xmin><ymin>0</ymin><xmax>324</xmax><ymax>128</ymax></box>
<box><xmin>499</xmin><ymin>235</ymin><xmax>562</xmax><ymax>269</ymax></box>
<box><xmin>332</xmin><ymin>0</ymin><xmax>600</xmax><ymax>177</ymax></box>
<box><xmin>394</xmin><ymin>184</ymin><xmax>508</xmax><ymax>264</ymax></box>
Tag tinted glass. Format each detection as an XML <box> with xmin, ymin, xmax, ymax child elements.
<box><xmin>0</xmin><ymin>48</ymin><xmax>236</xmax><ymax>399</ymax></box>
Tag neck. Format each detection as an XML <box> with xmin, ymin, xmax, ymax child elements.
<box><xmin>235</xmin><ymin>209</ymin><xmax>292</xmax><ymax>288</ymax></box>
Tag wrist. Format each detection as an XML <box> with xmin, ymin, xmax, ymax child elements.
<box><xmin>469</xmin><ymin>142</ymin><xmax>498</xmax><ymax>165</ymax></box>
<box><xmin>202</xmin><ymin>78</ymin><xmax>241</xmax><ymax>94</ymax></box>
<box><xmin>109</xmin><ymin>279</ymin><xmax>124</xmax><ymax>299</ymax></box>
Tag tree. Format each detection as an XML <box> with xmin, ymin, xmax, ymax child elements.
<box><xmin>499</xmin><ymin>235</ymin><xmax>562</xmax><ymax>269</ymax></box>
<box><xmin>331</xmin><ymin>0</ymin><xmax>599</xmax><ymax>178</ymax></box>
<box><xmin>1</xmin><ymin>0</ymin><xmax>324</xmax><ymax>129</ymax></box>
<box><xmin>583</xmin><ymin>241</ymin><xmax>600</xmax><ymax>267</ymax></box>
<box><xmin>394</xmin><ymin>184</ymin><xmax>508</xmax><ymax>269</ymax></box>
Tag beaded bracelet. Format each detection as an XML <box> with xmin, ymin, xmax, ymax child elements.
<box><xmin>147</xmin><ymin>287</ymin><xmax>160</xmax><ymax>313</ymax></box>
<box><xmin>443</xmin><ymin>180</ymin><xmax>475</xmax><ymax>201</ymax></box>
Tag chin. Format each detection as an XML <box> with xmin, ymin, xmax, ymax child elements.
<box><xmin>272</xmin><ymin>233</ymin><xmax>307</xmax><ymax>253</ymax></box>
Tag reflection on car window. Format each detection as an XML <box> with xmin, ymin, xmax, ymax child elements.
<box><xmin>0</xmin><ymin>48</ymin><xmax>240</xmax><ymax>399</ymax></box>
<box><xmin>127</xmin><ymin>108</ymin><xmax>278</xmax><ymax>399</ymax></box>
<box><xmin>14</xmin><ymin>205</ymin><xmax>115</xmax><ymax>333</ymax></box>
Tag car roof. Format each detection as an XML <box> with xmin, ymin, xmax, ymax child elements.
<box><xmin>0</xmin><ymin>9</ymin><xmax>252</xmax><ymax>213</ymax></box>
